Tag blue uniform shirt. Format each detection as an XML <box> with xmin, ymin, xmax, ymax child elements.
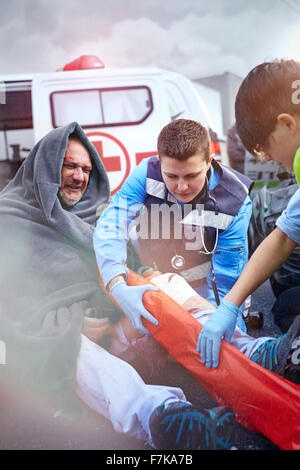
<box><xmin>276</xmin><ymin>187</ymin><xmax>300</xmax><ymax>244</ymax></box>
<box><xmin>94</xmin><ymin>157</ymin><xmax>252</xmax><ymax>331</ymax></box>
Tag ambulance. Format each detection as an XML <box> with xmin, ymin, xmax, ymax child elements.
<box><xmin>0</xmin><ymin>55</ymin><xmax>224</xmax><ymax>194</ymax></box>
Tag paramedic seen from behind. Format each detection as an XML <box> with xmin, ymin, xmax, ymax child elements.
<box><xmin>198</xmin><ymin>59</ymin><xmax>300</xmax><ymax>370</ymax></box>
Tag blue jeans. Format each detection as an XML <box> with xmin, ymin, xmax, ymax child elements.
<box><xmin>271</xmin><ymin>284</ymin><xmax>300</xmax><ymax>333</ymax></box>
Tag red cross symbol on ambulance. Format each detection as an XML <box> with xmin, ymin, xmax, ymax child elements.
<box><xmin>86</xmin><ymin>131</ymin><xmax>131</xmax><ymax>195</ymax></box>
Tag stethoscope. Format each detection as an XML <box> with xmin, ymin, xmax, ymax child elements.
<box><xmin>197</xmin><ymin>176</ymin><xmax>220</xmax><ymax>255</ymax></box>
<box><xmin>168</xmin><ymin>176</ymin><xmax>221</xmax><ymax>305</ymax></box>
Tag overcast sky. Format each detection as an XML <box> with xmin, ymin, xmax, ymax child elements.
<box><xmin>1</xmin><ymin>0</ymin><xmax>300</xmax><ymax>80</ymax></box>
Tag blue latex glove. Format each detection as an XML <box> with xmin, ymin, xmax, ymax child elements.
<box><xmin>110</xmin><ymin>281</ymin><xmax>159</xmax><ymax>334</ymax></box>
<box><xmin>196</xmin><ymin>299</ymin><xmax>239</xmax><ymax>368</ymax></box>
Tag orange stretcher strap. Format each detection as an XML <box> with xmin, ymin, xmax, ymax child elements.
<box><xmin>126</xmin><ymin>270</ymin><xmax>300</xmax><ymax>450</ymax></box>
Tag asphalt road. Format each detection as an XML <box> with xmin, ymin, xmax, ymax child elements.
<box><xmin>0</xmin><ymin>280</ymin><xmax>287</xmax><ymax>451</ymax></box>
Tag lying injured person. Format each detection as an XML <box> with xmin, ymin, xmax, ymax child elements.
<box><xmin>109</xmin><ymin>271</ymin><xmax>300</xmax><ymax>385</ymax></box>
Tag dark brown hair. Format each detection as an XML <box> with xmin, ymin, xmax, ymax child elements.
<box><xmin>157</xmin><ymin>119</ymin><xmax>211</xmax><ymax>161</ymax></box>
<box><xmin>235</xmin><ymin>59</ymin><xmax>300</xmax><ymax>155</ymax></box>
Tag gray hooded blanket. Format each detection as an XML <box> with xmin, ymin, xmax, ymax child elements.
<box><xmin>0</xmin><ymin>122</ymin><xmax>123</xmax><ymax>405</ymax></box>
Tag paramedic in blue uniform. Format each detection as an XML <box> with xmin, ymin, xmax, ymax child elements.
<box><xmin>93</xmin><ymin>119</ymin><xmax>253</xmax><ymax>338</ymax></box>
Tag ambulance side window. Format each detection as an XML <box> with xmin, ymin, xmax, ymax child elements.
<box><xmin>102</xmin><ymin>88</ymin><xmax>151</xmax><ymax>124</ymax></box>
<box><xmin>51</xmin><ymin>86</ymin><xmax>153</xmax><ymax>128</ymax></box>
<box><xmin>52</xmin><ymin>90</ymin><xmax>103</xmax><ymax>127</ymax></box>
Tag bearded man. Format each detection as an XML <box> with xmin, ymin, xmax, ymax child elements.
<box><xmin>0</xmin><ymin>122</ymin><xmax>235</xmax><ymax>450</ymax></box>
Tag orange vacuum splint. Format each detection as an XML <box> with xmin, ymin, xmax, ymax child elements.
<box><xmin>126</xmin><ymin>269</ymin><xmax>300</xmax><ymax>450</ymax></box>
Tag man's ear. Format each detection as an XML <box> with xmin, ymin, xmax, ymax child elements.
<box><xmin>277</xmin><ymin>113</ymin><xmax>298</xmax><ymax>134</ymax></box>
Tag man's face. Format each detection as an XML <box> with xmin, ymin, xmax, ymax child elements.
<box><xmin>59</xmin><ymin>138</ymin><xmax>92</xmax><ymax>207</ymax></box>
<box><xmin>160</xmin><ymin>152</ymin><xmax>213</xmax><ymax>203</ymax></box>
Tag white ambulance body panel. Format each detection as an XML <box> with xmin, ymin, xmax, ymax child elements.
<box><xmin>192</xmin><ymin>82</ymin><xmax>224</xmax><ymax>140</ymax></box>
<box><xmin>0</xmin><ymin>64</ymin><xmax>224</xmax><ymax>194</ymax></box>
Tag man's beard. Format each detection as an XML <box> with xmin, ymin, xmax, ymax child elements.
<box><xmin>58</xmin><ymin>188</ymin><xmax>83</xmax><ymax>208</ymax></box>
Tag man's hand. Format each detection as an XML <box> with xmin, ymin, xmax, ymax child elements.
<box><xmin>82</xmin><ymin>309</ymin><xmax>111</xmax><ymax>343</ymax></box>
<box><xmin>110</xmin><ymin>281</ymin><xmax>159</xmax><ymax>334</ymax></box>
<box><xmin>196</xmin><ymin>299</ymin><xmax>239</xmax><ymax>368</ymax></box>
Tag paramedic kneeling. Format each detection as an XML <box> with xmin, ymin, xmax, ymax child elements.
<box><xmin>94</xmin><ymin>119</ymin><xmax>253</xmax><ymax>335</ymax></box>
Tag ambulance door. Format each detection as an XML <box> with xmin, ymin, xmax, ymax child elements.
<box><xmin>0</xmin><ymin>79</ymin><xmax>34</xmax><ymax>189</ymax></box>
<box><xmin>32</xmin><ymin>71</ymin><xmax>170</xmax><ymax>194</ymax></box>
<box><xmin>163</xmin><ymin>73</ymin><xmax>210</xmax><ymax>124</ymax></box>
